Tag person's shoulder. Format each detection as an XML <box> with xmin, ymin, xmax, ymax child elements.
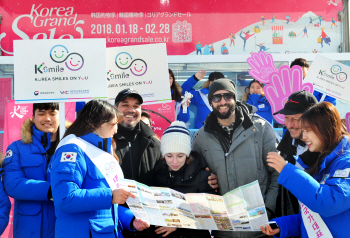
<box><xmin>193</xmin><ymin>126</ymin><xmax>207</xmax><ymax>139</ymax></box>
<box><xmin>54</xmin><ymin>143</ymin><xmax>85</xmax><ymax>160</ymax></box>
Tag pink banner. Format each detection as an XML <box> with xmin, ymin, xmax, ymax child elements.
<box><xmin>142</xmin><ymin>101</ymin><xmax>175</xmax><ymax>139</ymax></box>
<box><xmin>0</xmin><ymin>0</ymin><xmax>343</xmax><ymax>55</ymax></box>
<box><xmin>0</xmin><ymin>78</ymin><xmax>12</xmax><ymax>131</ymax></box>
<box><xmin>2</xmin><ymin>101</ymin><xmax>75</xmax><ymax>238</ymax></box>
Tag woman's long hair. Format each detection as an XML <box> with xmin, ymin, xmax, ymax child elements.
<box><xmin>169</xmin><ymin>69</ymin><xmax>182</xmax><ymax>101</ymax></box>
<box><xmin>301</xmin><ymin>102</ymin><xmax>349</xmax><ymax>176</ymax></box>
<box><xmin>63</xmin><ymin>99</ymin><xmax>123</xmax><ymax>138</ymax></box>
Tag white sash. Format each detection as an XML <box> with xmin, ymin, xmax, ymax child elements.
<box><xmin>56</xmin><ymin>134</ymin><xmax>124</xmax><ymax>190</ymax></box>
<box><xmin>198</xmin><ymin>90</ymin><xmax>212</xmax><ymax>112</ymax></box>
<box><xmin>299</xmin><ymin>201</ymin><xmax>333</xmax><ymax>238</ymax></box>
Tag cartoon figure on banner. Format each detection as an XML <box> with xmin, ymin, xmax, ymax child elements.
<box><xmin>285</xmin><ymin>15</ymin><xmax>290</xmax><ymax>24</ymax></box>
<box><xmin>240</xmin><ymin>29</ymin><xmax>255</xmax><ymax>51</ymax></box>
<box><xmin>195</xmin><ymin>41</ymin><xmax>203</xmax><ymax>55</ymax></box>
<box><xmin>229</xmin><ymin>33</ymin><xmax>235</xmax><ymax>46</ymax></box>
<box><xmin>247</xmin><ymin>51</ymin><xmax>277</xmax><ymax>83</ymax></box>
<box><xmin>115</xmin><ymin>52</ymin><xmax>148</xmax><ymax>76</ymax></box>
<box><xmin>309</xmin><ymin>17</ymin><xmax>314</xmax><ymax>26</ymax></box>
<box><xmin>264</xmin><ymin>65</ymin><xmax>314</xmax><ymax>124</ymax></box>
<box><xmin>261</xmin><ymin>16</ymin><xmax>265</xmax><ymax>25</ymax></box>
<box><xmin>210</xmin><ymin>44</ymin><xmax>214</xmax><ymax>55</ymax></box>
<box><xmin>221</xmin><ymin>43</ymin><xmax>229</xmax><ymax>55</ymax></box>
<box><xmin>302</xmin><ymin>27</ymin><xmax>308</xmax><ymax>38</ymax></box>
<box><xmin>331</xmin><ymin>17</ymin><xmax>337</xmax><ymax>28</ymax></box>
<box><xmin>256</xmin><ymin>43</ymin><xmax>269</xmax><ymax>52</ymax></box>
<box><xmin>203</xmin><ymin>45</ymin><xmax>210</xmax><ymax>55</ymax></box>
<box><xmin>272</xmin><ymin>26</ymin><xmax>283</xmax><ymax>44</ymax></box>
<box><xmin>320</xmin><ymin>28</ymin><xmax>331</xmax><ymax>48</ymax></box>
<box><xmin>50</xmin><ymin>45</ymin><xmax>84</xmax><ymax>71</ymax></box>
<box><xmin>318</xmin><ymin>15</ymin><xmax>325</xmax><ymax>25</ymax></box>
<box><xmin>288</xmin><ymin>31</ymin><xmax>296</xmax><ymax>38</ymax></box>
<box><xmin>272</xmin><ymin>14</ymin><xmax>276</xmax><ymax>23</ymax></box>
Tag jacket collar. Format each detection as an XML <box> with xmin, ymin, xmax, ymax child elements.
<box><xmin>319</xmin><ymin>136</ymin><xmax>350</xmax><ymax>173</ymax></box>
<box><xmin>80</xmin><ymin>133</ymin><xmax>112</xmax><ymax>153</ymax></box>
<box><xmin>200</xmin><ymin>87</ymin><xmax>209</xmax><ymax>94</ymax></box>
<box><xmin>31</xmin><ymin>125</ymin><xmax>51</xmax><ymax>153</ymax></box>
<box><xmin>277</xmin><ymin>130</ymin><xmax>296</xmax><ymax>156</ymax></box>
<box><xmin>114</xmin><ymin>121</ymin><xmax>156</xmax><ymax>141</ymax></box>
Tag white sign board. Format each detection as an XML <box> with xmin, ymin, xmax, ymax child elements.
<box><xmin>304</xmin><ymin>55</ymin><xmax>349</xmax><ymax>103</ymax></box>
<box><xmin>106</xmin><ymin>43</ymin><xmax>171</xmax><ymax>104</ymax></box>
<box><xmin>14</xmin><ymin>39</ymin><xmax>107</xmax><ymax>103</ymax></box>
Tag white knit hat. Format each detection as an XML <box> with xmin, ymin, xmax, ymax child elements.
<box><xmin>161</xmin><ymin>121</ymin><xmax>191</xmax><ymax>157</ymax></box>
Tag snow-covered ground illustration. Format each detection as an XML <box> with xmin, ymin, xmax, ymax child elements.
<box><xmin>189</xmin><ymin>11</ymin><xmax>341</xmax><ymax>55</ymax></box>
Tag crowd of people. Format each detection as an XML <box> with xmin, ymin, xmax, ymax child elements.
<box><xmin>0</xmin><ymin>57</ymin><xmax>349</xmax><ymax>238</ymax></box>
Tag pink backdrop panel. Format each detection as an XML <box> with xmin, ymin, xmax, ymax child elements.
<box><xmin>142</xmin><ymin>101</ymin><xmax>175</xmax><ymax>139</ymax></box>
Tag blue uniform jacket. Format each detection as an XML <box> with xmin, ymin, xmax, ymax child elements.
<box><xmin>0</xmin><ymin>169</ymin><xmax>11</xmax><ymax>235</ymax></box>
<box><xmin>3</xmin><ymin>123</ymin><xmax>55</xmax><ymax>238</ymax></box>
<box><xmin>50</xmin><ymin>133</ymin><xmax>134</xmax><ymax>238</ymax></box>
<box><xmin>181</xmin><ymin>75</ymin><xmax>211</xmax><ymax>129</ymax></box>
<box><xmin>273</xmin><ymin>137</ymin><xmax>350</xmax><ymax>237</ymax></box>
<box><xmin>246</xmin><ymin>94</ymin><xmax>273</xmax><ymax>125</ymax></box>
<box><xmin>313</xmin><ymin>90</ymin><xmax>336</xmax><ymax>106</ymax></box>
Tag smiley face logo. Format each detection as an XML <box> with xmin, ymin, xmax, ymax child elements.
<box><xmin>130</xmin><ymin>59</ymin><xmax>147</xmax><ymax>76</ymax></box>
<box><xmin>65</xmin><ymin>53</ymin><xmax>84</xmax><ymax>71</ymax></box>
<box><xmin>115</xmin><ymin>52</ymin><xmax>132</xmax><ymax>69</ymax></box>
<box><xmin>336</xmin><ymin>72</ymin><xmax>347</xmax><ymax>82</ymax></box>
<box><xmin>50</xmin><ymin>45</ymin><xmax>69</xmax><ymax>63</ymax></box>
<box><xmin>331</xmin><ymin>65</ymin><xmax>342</xmax><ymax>74</ymax></box>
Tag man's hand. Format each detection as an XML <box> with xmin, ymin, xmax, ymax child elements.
<box><xmin>112</xmin><ymin>188</ymin><xmax>136</xmax><ymax>204</ymax></box>
<box><xmin>133</xmin><ymin>218</ymin><xmax>150</xmax><ymax>231</ymax></box>
<box><xmin>155</xmin><ymin>226</ymin><xmax>176</xmax><ymax>237</ymax></box>
<box><xmin>206</xmin><ymin>167</ymin><xmax>218</xmax><ymax>191</ymax></box>
<box><xmin>195</xmin><ymin>70</ymin><xmax>207</xmax><ymax>80</ymax></box>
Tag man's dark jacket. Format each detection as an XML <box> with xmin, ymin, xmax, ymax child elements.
<box><xmin>276</xmin><ymin>130</ymin><xmax>319</xmax><ymax>217</ymax></box>
<box><xmin>114</xmin><ymin>121</ymin><xmax>161</xmax><ymax>186</ymax></box>
<box><xmin>114</xmin><ymin>121</ymin><xmax>161</xmax><ymax>238</ymax></box>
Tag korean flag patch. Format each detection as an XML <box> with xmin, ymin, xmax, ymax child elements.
<box><xmin>60</xmin><ymin>152</ymin><xmax>77</xmax><ymax>162</ymax></box>
<box><xmin>333</xmin><ymin>168</ymin><xmax>350</xmax><ymax>178</ymax></box>
<box><xmin>4</xmin><ymin>150</ymin><xmax>12</xmax><ymax>159</ymax></box>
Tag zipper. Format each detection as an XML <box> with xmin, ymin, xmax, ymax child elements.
<box><xmin>128</xmin><ymin>142</ymin><xmax>134</xmax><ymax>179</ymax></box>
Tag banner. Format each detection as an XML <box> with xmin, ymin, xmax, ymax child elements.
<box><xmin>142</xmin><ymin>101</ymin><xmax>175</xmax><ymax>139</ymax></box>
<box><xmin>107</xmin><ymin>43</ymin><xmax>170</xmax><ymax>104</ymax></box>
<box><xmin>13</xmin><ymin>39</ymin><xmax>107</xmax><ymax>103</ymax></box>
<box><xmin>0</xmin><ymin>0</ymin><xmax>343</xmax><ymax>56</ymax></box>
<box><xmin>304</xmin><ymin>55</ymin><xmax>350</xmax><ymax>103</ymax></box>
<box><xmin>0</xmin><ymin>78</ymin><xmax>12</xmax><ymax>130</ymax></box>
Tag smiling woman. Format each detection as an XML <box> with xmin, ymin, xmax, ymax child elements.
<box><xmin>153</xmin><ymin>121</ymin><xmax>215</xmax><ymax>238</ymax></box>
<box><xmin>263</xmin><ymin>102</ymin><xmax>350</xmax><ymax>237</ymax></box>
<box><xmin>50</xmin><ymin>99</ymin><xmax>149</xmax><ymax>238</ymax></box>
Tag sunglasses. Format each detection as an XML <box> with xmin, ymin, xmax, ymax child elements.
<box><xmin>210</xmin><ymin>93</ymin><xmax>234</xmax><ymax>103</ymax></box>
